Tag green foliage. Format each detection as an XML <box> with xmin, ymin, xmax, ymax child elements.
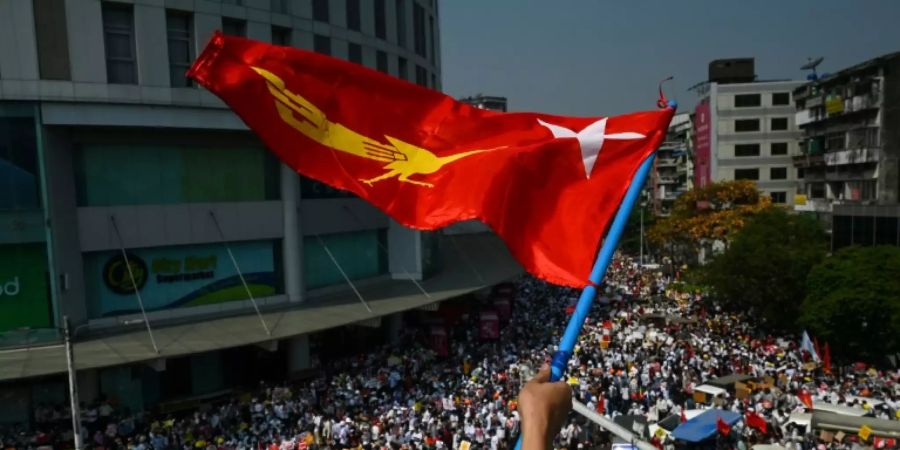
<box><xmin>800</xmin><ymin>246</ymin><xmax>900</xmax><ymax>362</ymax></box>
<box><xmin>703</xmin><ymin>207</ymin><xmax>827</xmax><ymax>330</ymax></box>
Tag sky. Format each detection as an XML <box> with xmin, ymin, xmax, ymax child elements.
<box><xmin>439</xmin><ymin>0</ymin><xmax>900</xmax><ymax>116</ymax></box>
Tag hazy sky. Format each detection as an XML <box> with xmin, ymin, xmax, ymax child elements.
<box><xmin>440</xmin><ymin>1</ymin><xmax>900</xmax><ymax>116</ymax></box>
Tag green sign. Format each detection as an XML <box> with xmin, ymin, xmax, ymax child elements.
<box><xmin>0</xmin><ymin>243</ymin><xmax>51</xmax><ymax>332</ymax></box>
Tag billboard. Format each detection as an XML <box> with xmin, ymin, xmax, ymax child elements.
<box><xmin>85</xmin><ymin>240</ymin><xmax>277</xmax><ymax>318</ymax></box>
<box><xmin>693</xmin><ymin>99</ymin><xmax>712</xmax><ymax>188</ymax></box>
<box><xmin>0</xmin><ymin>243</ymin><xmax>52</xmax><ymax>332</ymax></box>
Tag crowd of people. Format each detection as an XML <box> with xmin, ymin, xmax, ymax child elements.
<box><xmin>3</xmin><ymin>253</ymin><xmax>899</xmax><ymax>450</ymax></box>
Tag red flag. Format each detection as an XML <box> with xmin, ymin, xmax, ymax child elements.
<box><xmin>188</xmin><ymin>33</ymin><xmax>673</xmax><ymax>288</ymax></box>
<box><xmin>798</xmin><ymin>389</ymin><xmax>813</xmax><ymax>409</ymax></box>
<box><xmin>745</xmin><ymin>411</ymin><xmax>768</xmax><ymax>434</ymax></box>
<box><xmin>716</xmin><ymin>417</ymin><xmax>731</xmax><ymax>436</ymax></box>
<box><xmin>680</xmin><ymin>410</ymin><xmax>687</xmax><ymax>423</ymax></box>
<box><xmin>823</xmin><ymin>342</ymin><xmax>832</xmax><ymax>373</ymax></box>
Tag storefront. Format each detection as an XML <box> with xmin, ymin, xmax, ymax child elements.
<box><xmin>0</xmin><ymin>103</ymin><xmax>57</xmax><ymax>344</ymax></box>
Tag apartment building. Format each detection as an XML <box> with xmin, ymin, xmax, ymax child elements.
<box><xmin>693</xmin><ymin>59</ymin><xmax>804</xmax><ymax>205</ymax></box>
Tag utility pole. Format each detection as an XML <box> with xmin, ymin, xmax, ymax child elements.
<box><xmin>63</xmin><ymin>316</ymin><xmax>83</xmax><ymax>450</ymax></box>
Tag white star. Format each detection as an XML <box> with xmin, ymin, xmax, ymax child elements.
<box><xmin>538</xmin><ymin>118</ymin><xmax>646</xmax><ymax>178</ymax></box>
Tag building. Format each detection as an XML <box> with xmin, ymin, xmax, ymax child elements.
<box><xmin>0</xmin><ymin>0</ymin><xmax>518</xmax><ymax>424</ymax></box>
<box><xmin>459</xmin><ymin>94</ymin><xmax>508</xmax><ymax>112</ymax></box>
<box><xmin>692</xmin><ymin>58</ymin><xmax>804</xmax><ymax>205</ymax></box>
<box><xmin>792</xmin><ymin>52</ymin><xmax>900</xmax><ymax>239</ymax></box>
<box><xmin>649</xmin><ymin>113</ymin><xmax>692</xmax><ymax>216</ymax></box>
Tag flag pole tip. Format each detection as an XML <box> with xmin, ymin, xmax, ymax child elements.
<box><xmin>667</xmin><ymin>99</ymin><xmax>678</xmax><ymax>110</ymax></box>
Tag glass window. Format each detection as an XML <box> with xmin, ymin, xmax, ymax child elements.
<box><xmin>431</xmin><ymin>73</ymin><xmax>436</xmax><ymax>90</ymax></box>
<box><xmin>428</xmin><ymin>14</ymin><xmax>435</xmax><ymax>64</ymax></box>
<box><xmin>734</xmin><ymin>143</ymin><xmax>760</xmax><ymax>157</ymax></box>
<box><xmin>374</xmin><ymin>0</ymin><xmax>386</xmax><ymax>39</ymax></box>
<box><xmin>0</xmin><ymin>116</ymin><xmax>40</xmax><ymax>210</ymax></box>
<box><xmin>415</xmin><ymin>65</ymin><xmax>427</xmax><ymax>87</ymax></box>
<box><xmin>395</xmin><ymin>0</ymin><xmax>406</xmax><ymax>47</ymax></box>
<box><xmin>734</xmin><ymin>168</ymin><xmax>759</xmax><ymax>180</ymax></box>
<box><xmin>769</xmin><ymin>191</ymin><xmax>786</xmax><ymax>204</ymax></box>
<box><xmin>770</xmin><ymin>142</ymin><xmax>788</xmax><ymax>155</ymax></box>
<box><xmin>398</xmin><ymin>56</ymin><xmax>408</xmax><ymax>80</ymax></box>
<box><xmin>348</xmin><ymin>43</ymin><xmax>362</xmax><ymax>64</ymax></box>
<box><xmin>34</xmin><ymin>0</ymin><xmax>72</xmax><ymax>81</ymax></box>
<box><xmin>221</xmin><ymin>17</ymin><xmax>246</xmax><ymax>37</ymax></box>
<box><xmin>770</xmin><ymin>167</ymin><xmax>787</xmax><ymax>180</ymax></box>
<box><xmin>271</xmin><ymin>26</ymin><xmax>291</xmax><ymax>46</ymax></box>
<box><xmin>772</xmin><ymin>92</ymin><xmax>790</xmax><ymax>105</ymax></box>
<box><xmin>166</xmin><ymin>10</ymin><xmax>193</xmax><ymax>88</ymax></box>
<box><xmin>313</xmin><ymin>34</ymin><xmax>331</xmax><ymax>56</ymax></box>
<box><xmin>771</xmin><ymin>117</ymin><xmax>789</xmax><ymax>131</ymax></box>
<box><xmin>376</xmin><ymin>50</ymin><xmax>388</xmax><ymax>73</ymax></box>
<box><xmin>734</xmin><ymin>94</ymin><xmax>761</xmax><ymax>108</ymax></box>
<box><xmin>734</xmin><ymin>119</ymin><xmax>760</xmax><ymax>132</ymax></box>
<box><xmin>74</xmin><ymin>144</ymin><xmax>280</xmax><ymax>206</ymax></box>
<box><xmin>304</xmin><ymin>230</ymin><xmax>388</xmax><ymax>290</ymax></box>
<box><xmin>102</xmin><ymin>3</ymin><xmax>137</xmax><ymax>84</ymax></box>
<box><xmin>345</xmin><ymin>0</ymin><xmax>360</xmax><ymax>31</ymax></box>
<box><xmin>413</xmin><ymin>2</ymin><xmax>425</xmax><ymax>57</ymax></box>
<box><xmin>313</xmin><ymin>0</ymin><xmax>329</xmax><ymax>22</ymax></box>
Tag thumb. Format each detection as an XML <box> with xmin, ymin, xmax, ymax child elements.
<box><xmin>532</xmin><ymin>364</ymin><xmax>551</xmax><ymax>383</ymax></box>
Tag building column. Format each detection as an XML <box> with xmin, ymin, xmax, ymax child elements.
<box><xmin>281</xmin><ymin>164</ymin><xmax>303</xmax><ymax>302</ymax></box>
<box><xmin>387</xmin><ymin>219</ymin><xmax>422</xmax><ymax>280</ymax></box>
<box><xmin>286</xmin><ymin>334</ymin><xmax>311</xmax><ymax>373</ymax></box>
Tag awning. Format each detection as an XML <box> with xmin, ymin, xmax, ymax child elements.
<box><xmin>671</xmin><ymin>409</ymin><xmax>742</xmax><ymax>443</ymax></box>
<box><xmin>812</xmin><ymin>411</ymin><xmax>900</xmax><ymax>438</ymax></box>
<box><xmin>695</xmin><ymin>384</ymin><xmax>728</xmax><ymax>397</ymax></box>
<box><xmin>0</xmin><ymin>233</ymin><xmax>522</xmax><ymax>381</ymax></box>
<box><xmin>708</xmin><ymin>373</ymin><xmax>755</xmax><ymax>389</ymax></box>
<box><xmin>812</xmin><ymin>401</ymin><xmax>869</xmax><ymax>417</ymax></box>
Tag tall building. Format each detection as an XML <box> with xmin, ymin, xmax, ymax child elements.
<box><xmin>459</xmin><ymin>94</ymin><xmax>508</xmax><ymax>112</ymax></box>
<box><xmin>692</xmin><ymin>58</ymin><xmax>804</xmax><ymax>205</ymax></box>
<box><xmin>792</xmin><ymin>51</ymin><xmax>900</xmax><ymax>247</ymax></box>
<box><xmin>649</xmin><ymin>113</ymin><xmax>692</xmax><ymax>216</ymax></box>
<box><xmin>0</xmin><ymin>0</ymin><xmax>518</xmax><ymax>424</ymax></box>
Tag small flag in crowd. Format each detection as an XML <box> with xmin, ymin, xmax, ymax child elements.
<box><xmin>745</xmin><ymin>411</ymin><xmax>768</xmax><ymax>434</ymax></box>
<box><xmin>800</xmin><ymin>330</ymin><xmax>820</xmax><ymax>362</ymax></box>
<box><xmin>188</xmin><ymin>33</ymin><xmax>673</xmax><ymax>288</ymax></box>
<box><xmin>798</xmin><ymin>389</ymin><xmax>813</xmax><ymax>409</ymax></box>
<box><xmin>716</xmin><ymin>417</ymin><xmax>731</xmax><ymax>436</ymax></box>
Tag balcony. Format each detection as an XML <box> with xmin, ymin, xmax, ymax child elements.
<box><xmin>657</xmin><ymin>158</ymin><xmax>678</xmax><ymax>167</ymax></box>
<box><xmin>823</xmin><ymin>147</ymin><xmax>880</xmax><ymax>166</ymax></box>
<box><xmin>794</xmin><ymin>198</ymin><xmax>831</xmax><ymax>213</ymax></box>
<box><xmin>793</xmin><ymin>154</ymin><xmax>825</xmax><ymax>168</ymax></box>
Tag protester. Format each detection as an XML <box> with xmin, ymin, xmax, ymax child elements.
<box><xmin>2</xmin><ymin>253</ymin><xmax>897</xmax><ymax>450</ymax></box>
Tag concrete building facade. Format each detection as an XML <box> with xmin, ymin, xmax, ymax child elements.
<box><xmin>694</xmin><ymin>79</ymin><xmax>805</xmax><ymax>205</ymax></box>
<box><xmin>792</xmin><ymin>52</ymin><xmax>900</xmax><ymax>237</ymax></box>
<box><xmin>649</xmin><ymin>112</ymin><xmax>692</xmax><ymax>216</ymax></box>
<box><xmin>0</xmin><ymin>0</ymin><xmax>519</xmax><ymax>425</ymax></box>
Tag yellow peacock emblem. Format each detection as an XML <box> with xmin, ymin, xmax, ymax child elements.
<box><xmin>252</xmin><ymin>67</ymin><xmax>503</xmax><ymax>188</ymax></box>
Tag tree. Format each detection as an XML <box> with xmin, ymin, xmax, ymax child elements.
<box><xmin>647</xmin><ymin>180</ymin><xmax>772</xmax><ymax>265</ymax></box>
<box><xmin>800</xmin><ymin>246</ymin><xmax>900</xmax><ymax>363</ymax></box>
<box><xmin>702</xmin><ymin>207</ymin><xmax>827</xmax><ymax>330</ymax></box>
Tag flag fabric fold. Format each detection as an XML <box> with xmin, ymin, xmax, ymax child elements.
<box><xmin>745</xmin><ymin>411</ymin><xmax>767</xmax><ymax>434</ymax></box>
<box><xmin>188</xmin><ymin>33</ymin><xmax>673</xmax><ymax>287</ymax></box>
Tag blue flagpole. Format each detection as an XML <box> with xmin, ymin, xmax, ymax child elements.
<box><xmin>513</xmin><ymin>100</ymin><xmax>675</xmax><ymax>450</ymax></box>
